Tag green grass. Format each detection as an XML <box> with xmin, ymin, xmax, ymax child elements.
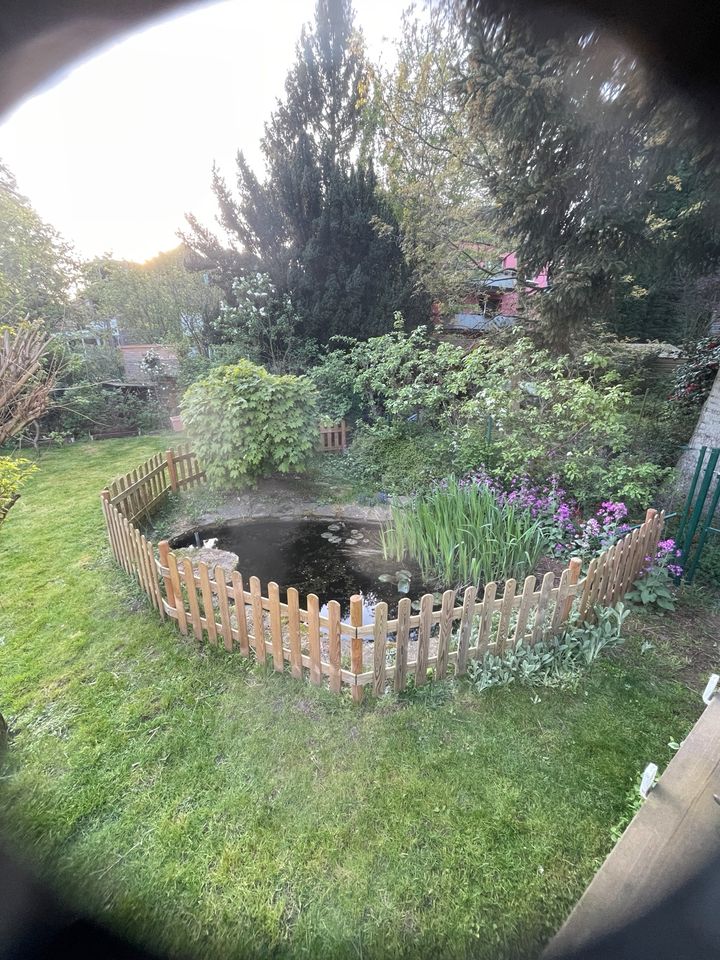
<box><xmin>0</xmin><ymin>438</ymin><xmax>701</xmax><ymax>959</ymax></box>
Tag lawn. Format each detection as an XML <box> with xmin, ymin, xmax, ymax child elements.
<box><xmin>0</xmin><ymin>438</ymin><xmax>703</xmax><ymax>959</ymax></box>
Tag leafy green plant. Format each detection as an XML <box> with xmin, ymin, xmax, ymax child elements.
<box><xmin>381</xmin><ymin>476</ymin><xmax>546</xmax><ymax>589</ymax></box>
<box><xmin>460</xmin><ymin>340</ymin><xmax>669</xmax><ymax>510</ymax></box>
<box><xmin>0</xmin><ymin>456</ymin><xmax>36</xmax><ymax>522</ymax></box>
<box><xmin>309</xmin><ymin>318</ymin><xmax>466</xmax><ymax>425</ymax></box>
<box><xmin>180</xmin><ymin>359</ymin><xmax>319</xmax><ymax>489</ymax></box>
<box><xmin>467</xmin><ymin>604</ymin><xmax>629</xmax><ymax>692</ymax></box>
<box><xmin>626</xmin><ymin>568</ymin><xmax>677</xmax><ymax>610</ymax></box>
<box><xmin>626</xmin><ymin>538</ymin><xmax>682</xmax><ymax>611</ymax></box>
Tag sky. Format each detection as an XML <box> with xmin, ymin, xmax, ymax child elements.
<box><xmin>0</xmin><ymin>0</ymin><xmax>408</xmax><ymax>263</ymax></box>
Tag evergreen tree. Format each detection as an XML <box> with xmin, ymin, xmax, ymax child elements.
<box><xmin>183</xmin><ymin>0</ymin><xmax>427</xmax><ymax>346</ymax></box>
<box><xmin>459</xmin><ymin>3</ymin><xmax>720</xmax><ymax>345</ymax></box>
<box><xmin>0</xmin><ymin>161</ymin><xmax>75</xmax><ymax>326</ymax></box>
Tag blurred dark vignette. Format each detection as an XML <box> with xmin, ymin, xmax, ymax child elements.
<box><xmin>1</xmin><ymin>0</ymin><xmax>720</xmax><ymax>957</ymax></box>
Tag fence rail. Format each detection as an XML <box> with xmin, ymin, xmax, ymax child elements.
<box><xmin>319</xmin><ymin>420</ymin><xmax>349</xmax><ymax>452</ymax></box>
<box><xmin>101</xmin><ymin>447</ymin><xmax>664</xmax><ymax>702</ymax></box>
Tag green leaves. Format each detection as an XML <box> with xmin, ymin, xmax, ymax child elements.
<box><xmin>180</xmin><ymin>360</ymin><xmax>319</xmax><ymax>489</ymax></box>
<box><xmin>381</xmin><ymin>476</ymin><xmax>546</xmax><ymax>589</ymax></box>
<box><xmin>626</xmin><ymin>569</ymin><xmax>677</xmax><ymax>611</ymax></box>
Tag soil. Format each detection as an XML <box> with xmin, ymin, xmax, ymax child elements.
<box><xmin>625</xmin><ymin>589</ymin><xmax>720</xmax><ymax>692</ymax></box>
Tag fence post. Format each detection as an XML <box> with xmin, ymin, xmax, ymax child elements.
<box><xmin>158</xmin><ymin>540</ymin><xmax>175</xmax><ymax>613</ymax></box>
<box><xmin>350</xmin><ymin>594</ymin><xmax>364</xmax><ymax>704</ymax></box>
<box><xmin>166</xmin><ymin>448</ymin><xmax>179</xmax><ymax>492</ymax></box>
<box><xmin>562</xmin><ymin>557</ymin><xmax>583</xmax><ymax>624</ymax></box>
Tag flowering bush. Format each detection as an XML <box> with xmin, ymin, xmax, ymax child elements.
<box><xmin>670</xmin><ymin>337</ymin><xmax>720</xmax><ymax>407</ymax></box>
<box><xmin>139</xmin><ymin>348</ymin><xmax>165</xmax><ymax>379</ymax></box>
<box><xmin>460</xmin><ymin>471</ymin><xmax>644</xmax><ymax>563</ymax></box>
<box><xmin>570</xmin><ymin>501</ymin><xmax>632</xmax><ymax>558</ymax></box>
<box><xmin>626</xmin><ymin>537</ymin><xmax>683</xmax><ymax>611</ymax></box>
<box><xmin>460</xmin><ymin>470</ymin><xmax>578</xmax><ymax>548</ymax></box>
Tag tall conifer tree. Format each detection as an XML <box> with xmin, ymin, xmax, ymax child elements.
<box><xmin>184</xmin><ymin>0</ymin><xmax>426</xmax><ymax>346</ymax></box>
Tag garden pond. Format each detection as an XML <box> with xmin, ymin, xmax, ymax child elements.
<box><xmin>171</xmin><ymin>518</ymin><xmax>436</xmax><ymax>622</ymax></box>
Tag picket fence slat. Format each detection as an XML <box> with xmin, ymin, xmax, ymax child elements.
<box><xmin>307</xmin><ymin>593</ymin><xmax>322</xmax><ymax>686</ymax></box>
<box><xmin>394</xmin><ymin>597</ymin><xmax>411</xmax><ymax>692</ymax></box>
<box><xmin>455</xmin><ymin>586</ymin><xmax>477</xmax><ymax>677</ymax></box>
<box><xmin>216</xmin><ymin>567</ymin><xmax>234</xmax><ymax>651</ymax></box>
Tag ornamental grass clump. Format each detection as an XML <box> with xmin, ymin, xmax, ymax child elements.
<box><xmin>381</xmin><ymin>477</ymin><xmax>546</xmax><ymax>589</ymax></box>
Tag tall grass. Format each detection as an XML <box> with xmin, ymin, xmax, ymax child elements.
<box><xmin>381</xmin><ymin>477</ymin><xmax>547</xmax><ymax>588</ymax></box>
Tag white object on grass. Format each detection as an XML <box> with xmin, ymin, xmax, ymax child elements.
<box><xmin>640</xmin><ymin>763</ymin><xmax>659</xmax><ymax>799</ymax></box>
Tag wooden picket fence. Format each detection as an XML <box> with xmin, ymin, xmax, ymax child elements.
<box><xmin>319</xmin><ymin>420</ymin><xmax>349</xmax><ymax>452</ymax></box>
<box><xmin>101</xmin><ymin>448</ymin><xmax>665</xmax><ymax>702</ymax></box>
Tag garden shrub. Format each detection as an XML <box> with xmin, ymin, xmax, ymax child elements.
<box><xmin>0</xmin><ymin>456</ymin><xmax>36</xmax><ymax>521</ymax></box>
<box><xmin>309</xmin><ymin>317</ymin><xmax>467</xmax><ymax>425</ymax></box>
<box><xmin>460</xmin><ymin>339</ymin><xmax>669</xmax><ymax>510</ymax></box>
<box><xmin>180</xmin><ymin>360</ymin><xmax>319</xmax><ymax>488</ymax></box>
<box><xmin>345</xmin><ymin>421</ymin><xmax>461</xmax><ymax>494</ymax></box>
<box><xmin>670</xmin><ymin>336</ymin><xmax>720</xmax><ymax>406</ymax></box>
<box><xmin>44</xmin><ymin>386</ymin><xmax>163</xmax><ymax>438</ymax></box>
<box><xmin>626</xmin><ymin>538</ymin><xmax>683</xmax><ymax>611</ymax></box>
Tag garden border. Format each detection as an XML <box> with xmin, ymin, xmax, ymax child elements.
<box><xmin>101</xmin><ymin>446</ymin><xmax>665</xmax><ymax>702</ymax></box>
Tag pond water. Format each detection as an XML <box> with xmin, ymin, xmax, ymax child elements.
<box><xmin>170</xmin><ymin>518</ymin><xmax>436</xmax><ymax>622</ymax></box>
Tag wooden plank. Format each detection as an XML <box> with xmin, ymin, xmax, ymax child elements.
<box><xmin>167</xmin><ymin>550</ymin><xmax>188</xmax><ymax>636</ymax></box>
<box><xmin>455</xmin><ymin>586</ymin><xmax>477</xmax><ymax>676</ymax></box>
<box><xmin>372</xmin><ymin>602</ymin><xmax>388</xmax><ymax>696</ymax></box>
<box><xmin>130</xmin><ymin>524</ymin><xmax>149</xmax><ymax>596</ymax></box>
<box><xmin>495</xmin><ymin>578</ymin><xmax>516</xmax><ymax>657</ymax></box>
<box><xmin>611</xmin><ymin>533</ymin><xmax>631</xmax><ymax>603</ymax></box>
<box><xmin>436</xmin><ymin>589</ymin><xmax>456</xmax><ymax>680</ymax></box>
<box><xmin>307</xmin><ymin>593</ymin><xmax>322</xmax><ymax>686</ymax></box>
<box><xmin>197</xmin><ymin>561</ymin><xmax>217</xmax><ymax>645</ymax></box>
<box><xmin>544</xmin><ymin>696</ymin><xmax>720</xmax><ymax>959</ymax></box>
<box><xmin>532</xmin><ymin>571</ymin><xmax>555</xmax><ymax>644</ymax></box>
<box><xmin>181</xmin><ymin>558</ymin><xmax>203</xmax><ymax>641</ymax></box>
<box><xmin>608</xmin><ymin>538</ymin><xmax>625</xmax><ymax>604</ymax></box>
<box><xmin>166</xmin><ymin>448</ymin><xmax>178</xmax><ymax>492</ymax></box>
<box><xmin>475</xmin><ymin>581</ymin><xmax>498</xmax><ymax>657</ymax></box>
<box><xmin>415</xmin><ymin>593</ymin><xmax>433</xmax><ymax>686</ymax></box>
<box><xmin>587</xmin><ymin>552</ymin><xmax>606</xmax><ymax>614</ymax></box>
<box><xmin>394</xmin><ymin>597</ymin><xmax>411</xmax><ymax>692</ymax></box>
<box><xmin>250</xmin><ymin>576</ymin><xmax>266</xmax><ymax>665</ymax></box>
<box><xmin>114</xmin><ymin>505</ymin><xmax>130</xmax><ymax>572</ymax></box>
<box><xmin>550</xmin><ymin>567</ymin><xmax>571</xmax><ymax>634</ymax></box>
<box><xmin>268</xmin><ymin>581</ymin><xmax>284</xmax><ymax>672</ymax></box>
<box><xmin>141</xmin><ymin>534</ymin><xmax>162</xmax><ymax>614</ymax></box>
<box><xmin>231</xmin><ymin>571</ymin><xmax>250</xmax><ymax>656</ymax></box>
<box><xmin>328</xmin><ymin>600</ymin><xmax>342</xmax><ymax>693</ymax></box>
<box><xmin>158</xmin><ymin>541</ymin><xmax>176</xmax><ymax>616</ymax></box>
<box><xmin>287</xmin><ymin>587</ymin><xmax>302</xmax><ymax>679</ymax></box>
<box><xmin>122</xmin><ymin>517</ymin><xmax>139</xmax><ymax>581</ymax></box>
<box><xmin>623</xmin><ymin>527</ymin><xmax>641</xmax><ymax>594</ymax></box>
<box><xmin>216</xmin><ymin>567</ymin><xmax>234</xmax><ymax>652</ymax></box>
<box><xmin>350</xmin><ymin>595</ymin><xmax>364</xmax><ymax>704</ymax></box>
<box><xmin>512</xmin><ymin>575</ymin><xmax>537</xmax><ymax>646</ymax></box>
<box><xmin>561</xmin><ymin>557</ymin><xmax>582</xmax><ymax>624</ymax></box>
